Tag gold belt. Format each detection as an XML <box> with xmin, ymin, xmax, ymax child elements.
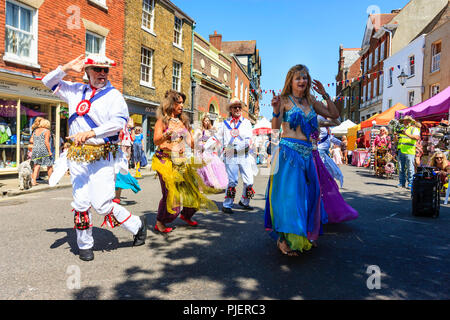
<box><xmin>67</xmin><ymin>143</ymin><xmax>119</xmax><ymax>163</ymax></box>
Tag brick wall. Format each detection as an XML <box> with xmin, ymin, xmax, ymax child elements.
<box><xmin>0</xmin><ymin>0</ymin><xmax>125</xmax><ymax>91</ymax></box>
<box><xmin>123</xmin><ymin>0</ymin><xmax>193</xmax><ymax>107</ymax></box>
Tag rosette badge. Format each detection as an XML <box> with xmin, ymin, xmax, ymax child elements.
<box><xmin>84</xmin><ymin>54</ymin><xmax>116</xmax><ymax>68</ymax></box>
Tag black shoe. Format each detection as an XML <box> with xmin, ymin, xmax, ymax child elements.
<box><xmin>79</xmin><ymin>248</ymin><xmax>94</xmax><ymax>261</ymax></box>
<box><xmin>133</xmin><ymin>216</ymin><xmax>147</xmax><ymax>246</ymax></box>
<box><xmin>222</xmin><ymin>207</ymin><xmax>234</xmax><ymax>214</ymax></box>
<box><xmin>238</xmin><ymin>201</ymin><xmax>254</xmax><ymax>211</ymax></box>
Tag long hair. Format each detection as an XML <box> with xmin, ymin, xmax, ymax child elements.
<box><xmin>281</xmin><ymin>64</ymin><xmax>314</xmax><ymax>106</ymax></box>
<box><xmin>201</xmin><ymin>115</ymin><xmax>212</xmax><ymax>130</ymax></box>
<box><xmin>429</xmin><ymin>151</ymin><xmax>449</xmax><ymax>169</ymax></box>
<box><xmin>32</xmin><ymin>117</ymin><xmax>44</xmax><ymax>131</ymax></box>
<box><xmin>157</xmin><ymin>90</ymin><xmax>191</xmax><ymax>130</ymax></box>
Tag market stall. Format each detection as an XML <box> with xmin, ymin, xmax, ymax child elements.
<box><xmin>331</xmin><ymin>119</ymin><xmax>356</xmax><ymax>137</ymax></box>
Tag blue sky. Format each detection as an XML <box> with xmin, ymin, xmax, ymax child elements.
<box><xmin>172</xmin><ymin>0</ymin><xmax>410</xmax><ymax>120</ymax></box>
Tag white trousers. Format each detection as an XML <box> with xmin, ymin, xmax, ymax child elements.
<box><xmin>223</xmin><ymin>160</ymin><xmax>255</xmax><ymax>208</ymax></box>
<box><xmin>69</xmin><ymin>158</ymin><xmax>142</xmax><ymax>250</ymax></box>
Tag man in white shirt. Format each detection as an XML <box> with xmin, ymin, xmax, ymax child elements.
<box><xmin>42</xmin><ymin>54</ymin><xmax>147</xmax><ymax>261</ymax></box>
<box><xmin>217</xmin><ymin>98</ymin><xmax>257</xmax><ymax>214</ymax></box>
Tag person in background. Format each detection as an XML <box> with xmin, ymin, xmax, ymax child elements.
<box><xmin>133</xmin><ymin>126</ymin><xmax>144</xmax><ymax>177</ymax></box>
<box><xmin>30</xmin><ymin>119</ymin><xmax>54</xmax><ymax>185</ymax></box>
<box><xmin>428</xmin><ymin>151</ymin><xmax>450</xmax><ymax>189</ymax></box>
<box><xmin>340</xmin><ymin>135</ymin><xmax>348</xmax><ymax>165</ymax></box>
<box><xmin>414</xmin><ymin>121</ymin><xmax>423</xmax><ymax>170</ymax></box>
<box><xmin>397</xmin><ymin>116</ymin><xmax>420</xmax><ymax>189</ymax></box>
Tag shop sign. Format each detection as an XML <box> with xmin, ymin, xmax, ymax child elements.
<box><xmin>0</xmin><ymin>79</ymin><xmax>58</xmax><ymax>101</ymax></box>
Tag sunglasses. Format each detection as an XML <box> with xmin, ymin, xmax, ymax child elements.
<box><xmin>436</xmin><ymin>157</ymin><xmax>443</xmax><ymax>160</ymax></box>
<box><xmin>231</xmin><ymin>106</ymin><xmax>242</xmax><ymax>110</ymax></box>
<box><xmin>92</xmin><ymin>67</ymin><xmax>109</xmax><ymax>73</ymax></box>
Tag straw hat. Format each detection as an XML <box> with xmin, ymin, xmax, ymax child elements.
<box><xmin>84</xmin><ymin>54</ymin><xmax>116</xmax><ymax>68</ymax></box>
<box><xmin>399</xmin><ymin>115</ymin><xmax>415</xmax><ymax>123</ymax></box>
<box><xmin>227</xmin><ymin>97</ymin><xmax>243</xmax><ymax>111</ymax></box>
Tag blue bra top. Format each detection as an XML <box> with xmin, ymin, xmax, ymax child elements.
<box><xmin>282</xmin><ymin>96</ymin><xmax>319</xmax><ymax>139</ymax></box>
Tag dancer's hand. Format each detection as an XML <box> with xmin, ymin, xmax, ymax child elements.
<box><xmin>312</xmin><ymin>79</ymin><xmax>326</xmax><ymax>96</ymax></box>
<box><xmin>62</xmin><ymin>54</ymin><xmax>85</xmax><ymax>73</ymax></box>
<box><xmin>271</xmin><ymin>91</ymin><xmax>281</xmax><ymax>113</ymax></box>
<box><xmin>67</xmin><ymin>130</ymin><xmax>96</xmax><ymax>146</ymax></box>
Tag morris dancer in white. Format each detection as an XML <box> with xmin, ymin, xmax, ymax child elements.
<box><xmin>317</xmin><ymin>115</ymin><xmax>344</xmax><ymax>187</ymax></box>
<box><xmin>217</xmin><ymin>98</ymin><xmax>257</xmax><ymax>214</ymax></box>
<box><xmin>42</xmin><ymin>54</ymin><xmax>147</xmax><ymax>261</ymax></box>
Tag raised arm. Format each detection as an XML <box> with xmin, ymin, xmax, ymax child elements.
<box><xmin>311</xmin><ymin>79</ymin><xmax>339</xmax><ymax>119</ymax></box>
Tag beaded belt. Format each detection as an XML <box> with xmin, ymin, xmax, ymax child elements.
<box><xmin>67</xmin><ymin>143</ymin><xmax>119</xmax><ymax>163</ymax></box>
<box><xmin>280</xmin><ymin>138</ymin><xmax>313</xmax><ymax>159</ymax></box>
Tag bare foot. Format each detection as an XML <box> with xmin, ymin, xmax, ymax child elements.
<box><xmin>277</xmin><ymin>239</ymin><xmax>299</xmax><ymax>257</ymax></box>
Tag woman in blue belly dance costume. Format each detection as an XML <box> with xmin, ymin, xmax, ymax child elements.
<box><xmin>265</xmin><ymin>64</ymin><xmax>340</xmax><ymax>256</ymax></box>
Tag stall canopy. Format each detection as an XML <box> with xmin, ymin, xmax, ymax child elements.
<box><xmin>395</xmin><ymin>86</ymin><xmax>450</xmax><ymax>121</ymax></box>
<box><xmin>331</xmin><ymin>119</ymin><xmax>357</xmax><ymax>136</ymax></box>
<box><xmin>347</xmin><ymin>124</ymin><xmax>361</xmax><ymax>151</ymax></box>
<box><xmin>360</xmin><ymin>103</ymin><xmax>407</xmax><ymax>129</ymax></box>
<box><xmin>253</xmin><ymin>117</ymin><xmax>272</xmax><ymax>135</ymax></box>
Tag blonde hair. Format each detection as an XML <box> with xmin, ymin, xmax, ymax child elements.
<box><xmin>32</xmin><ymin>117</ymin><xmax>44</xmax><ymax>131</ymax></box>
<box><xmin>281</xmin><ymin>64</ymin><xmax>314</xmax><ymax>106</ymax></box>
<box><xmin>157</xmin><ymin>90</ymin><xmax>191</xmax><ymax>130</ymax></box>
<box><xmin>39</xmin><ymin>119</ymin><xmax>51</xmax><ymax>130</ymax></box>
<box><xmin>429</xmin><ymin>151</ymin><xmax>449</xmax><ymax>169</ymax></box>
<box><xmin>134</xmin><ymin>126</ymin><xmax>143</xmax><ymax>134</ymax></box>
<box><xmin>379</xmin><ymin>127</ymin><xmax>388</xmax><ymax>134</ymax></box>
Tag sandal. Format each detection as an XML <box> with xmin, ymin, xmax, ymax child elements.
<box><xmin>277</xmin><ymin>239</ymin><xmax>299</xmax><ymax>257</ymax></box>
<box><xmin>180</xmin><ymin>215</ymin><xmax>198</xmax><ymax>226</ymax></box>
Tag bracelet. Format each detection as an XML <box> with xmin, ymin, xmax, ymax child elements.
<box><xmin>272</xmin><ymin>111</ymin><xmax>280</xmax><ymax>118</ymax></box>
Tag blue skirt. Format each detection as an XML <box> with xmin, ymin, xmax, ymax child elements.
<box><xmin>264</xmin><ymin>138</ymin><xmax>325</xmax><ymax>252</ymax></box>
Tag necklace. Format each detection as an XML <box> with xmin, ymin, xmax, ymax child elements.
<box><xmin>170</xmin><ymin>117</ymin><xmax>180</xmax><ymax>123</ymax></box>
<box><xmin>291</xmin><ymin>95</ymin><xmax>309</xmax><ymax>112</ymax></box>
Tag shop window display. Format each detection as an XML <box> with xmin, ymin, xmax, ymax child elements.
<box><xmin>0</xmin><ymin>100</ymin><xmax>47</xmax><ymax>170</ymax></box>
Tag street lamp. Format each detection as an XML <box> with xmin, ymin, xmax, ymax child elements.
<box><xmin>397</xmin><ymin>69</ymin><xmax>408</xmax><ymax>86</ymax></box>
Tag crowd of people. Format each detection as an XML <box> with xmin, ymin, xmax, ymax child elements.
<box><xmin>38</xmin><ymin>54</ymin><xmax>363</xmax><ymax>261</ymax></box>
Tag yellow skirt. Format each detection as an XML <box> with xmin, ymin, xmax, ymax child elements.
<box><xmin>151</xmin><ymin>152</ymin><xmax>218</xmax><ymax>215</ymax></box>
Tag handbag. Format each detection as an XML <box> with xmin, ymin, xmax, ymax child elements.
<box><xmin>140</xmin><ymin>152</ymin><xmax>148</xmax><ymax>167</ymax></box>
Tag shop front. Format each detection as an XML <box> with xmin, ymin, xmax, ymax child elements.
<box><xmin>126</xmin><ymin>96</ymin><xmax>158</xmax><ymax>159</ymax></box>
<box><xmin>0</xmin><ymin>71</ymin><xmax>66</xmax><ymax>175</ymax></box>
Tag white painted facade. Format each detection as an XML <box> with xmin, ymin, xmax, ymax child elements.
<box><xmin>382</xmin><ymin>34</ymin><xmax>426</xmax><ymax>111</ymax></box>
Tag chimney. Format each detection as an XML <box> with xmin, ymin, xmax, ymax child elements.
<box><xmin>209</xmin><ymin>31</ymin><xmax>222</xmax><ymax>51</ymax></box>
<box><xmin>391</xmin><ymin>9</ymin><xmax>401</xmax><ymax>14</ymax></box>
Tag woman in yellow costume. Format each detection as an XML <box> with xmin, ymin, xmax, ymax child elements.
<box><xmin>152</xmin><ymin>90</ymin><xmax>217</xmax><ymax>233</ymax></box>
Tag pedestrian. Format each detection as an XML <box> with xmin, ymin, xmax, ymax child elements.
<box><xmin>194</xmin><ymin>115</ymin><xmax>228</xmax><ymax>190</ymax></box>
<box><xmin>133</xmin><ymin>125</ymin><xmax>145</xmax><ymax>177</ymax></box>
<box><xmin>397</xmin><ymin>116</ymin><xmax>420</xmax><ymax>189</ymax></box>
<box><xmin>30</xmin><ymin>118</ymin><xmax>54</xmax><ymax>185</ymax></box>
<box><xmin>331</xmin><ymin>143</ymin><xmax>343</xmax><ymax>165</ymax></box>
<box><xmin>216</xmin><ymin>97</ymin><xmax>258</xmax><ymax>214</ymax></box>
<box><xmin>414</xmin><ymin>121</ymin><xmax>423</xmax><ymax>170</ymax></box>
<box><xmin>341</xmin><ymin>135</ymin><xmax>348</xmax><ymax>164</ymax></box>
<box><xmin>265</xmin><ymin>134</ymin><xmax>272</xmax><ymax>168</ymax></box>
<box><xmin>120</xmin><ymin>118</ymin><xmax>134</xmax><ymax>163</ymax></box>
<box><xmin>41</xmin><ymin>54</ymin><xmax>147</xmax><ymax>261</ymax></box>
<box><xmin>428</xmin><ymin>151</ymin><xmax>450</xmax><ymax>188</ymax></box>
<box><xmin>152</xmin><ymin>90</ymin><xmax>216</xmax><ymax>233</ymax></box>
<box><xmin>265</xmin><ymin>64</ymin><xmax>339</xmax><ymax>256</ymax></box>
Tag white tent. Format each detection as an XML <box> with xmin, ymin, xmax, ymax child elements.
<box><xmin>331</xmin><ymin>119</ymin><xmax>357</xmax><ymax>136</ymax></box>
<box><xmin>253</xmin><ymin>117</ymin><xmax>272</xmax><ymax>135</ymax></box>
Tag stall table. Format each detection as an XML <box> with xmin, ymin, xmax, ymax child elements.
<box><xmin>352</xmin><ymin>149</ymin><xmax>369</xmax><ymax>167</ymax></box>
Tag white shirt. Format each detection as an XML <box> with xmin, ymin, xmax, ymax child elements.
<box><xmin>42</xmin><ymin>66</ymin><xmax>128</xmax><ymax>145</ymax></box>
<box><xmin>216</xmin><ymin>116</ymin><xmax>253</xmax><ymax>163</ymax></box>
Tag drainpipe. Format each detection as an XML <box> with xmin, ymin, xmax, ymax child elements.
<box><xmin>382</xmin><ymin>26</ymin><xmax>392</xmax><ymax>57</ymax></box>
<box><xmin>190</xmin><ymin>22</ymin><xmax>196</xmax><ymax>124</ymax></box>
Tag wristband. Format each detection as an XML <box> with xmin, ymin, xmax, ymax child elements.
<box><xmin>322</xmin><ymin>93</ymin><xmax>330</xmax><ymax>100</ymax></box>
<box><xmin>272</xmin><ymin>112</ymin><xmax>280</xmax><ymax>118</ymax></box>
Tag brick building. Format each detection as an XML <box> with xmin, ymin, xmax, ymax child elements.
<box><xmin>0</xmin><ymin>0</ymin><xmax>125</xmax><ymax>174</ymax></box>
<box><xmin>359</xmin><ymin>12</ymin><xmax>397</xmax><ymax>122</ymax></box>
<box><xmin>335</xmin><ymin>45</ymin><xmax>361</xmax><ymax>122</ymax></box>
<box><xmin>123</xmin><ymin>0</ymin><xmax>194</xmax><ymax>156</ymax></box>
<box><xmin>192</xmin><ymin>31</ymin><xmax>232</xmax><ymax>127</ymax></box>
<box><xmin>221</xmin><ymin>39</ymin><xmax>262</xmax><ymax>125</ymax></box>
